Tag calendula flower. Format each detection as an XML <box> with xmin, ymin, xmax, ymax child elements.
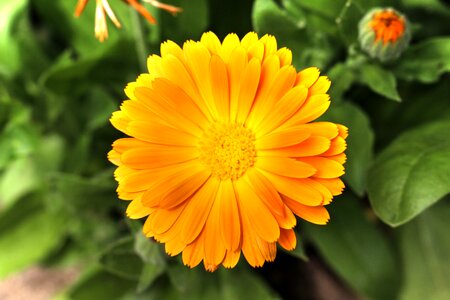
<box><xmin>359</xmin><ymin>8</ymin><xmax>411</xmax><ymax>62</ymax></box>
<box><xmin>109</xmin><ymin>32</ymin><xmax>347</xmax><ymax>271</ymax></box>
<box><xmin>74</xmin><ymin>0</ymin><xmax>181</xmax><ymax>42</ymax></box>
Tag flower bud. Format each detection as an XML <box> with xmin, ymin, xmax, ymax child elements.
<box><xmin>358</xmin><ymin>8</ymin><xmax>411</xmax><ymax>62</ymax></box>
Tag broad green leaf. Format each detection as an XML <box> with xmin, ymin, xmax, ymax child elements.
<box><xmin>166</xmin><ymin>263</ymin><xmax>277</xmax><ymax>300</ymax></box>
<box><xmin>368</xmin><ymin>120</ymin><xmax>450</xmax><ymax>226</ymax></box>
<box><xmin>217</xmin><ymin>268</ymin><xmax>278</xmax><ymax>300</ymax></box>
<box><xmin>0</xmin><ymin>199</ymin><xmax>66</xmax><ymax>279</ymax></box>
<box><xmin>99</xmin><ymin>237</ymin><xmax>142</xmax><ymax>280</ymax></box>
<box><xmin>137</xmin><ymin>262</ymin><xmax>166</xmax><ymax>293</ymax></box>
<box><xmin>0</xmin><ymin>157</ymin><xmax>38</xmax><ymax>209</ymax></box>
<box><xmin>133</xmin><ymin>234</ymin><xmax>167</xmax><ymax>291</ymax></box>
<box><xmin>323</xmin><ymin>101</ymin><xmax>374</xmax><ymax>196</ymax></box>
<box><xmin>290</xmin><ymin>0</ymin><xmax>347</xmax><ymax>20</ymax></box>
<box><xmin>401</xmin><ymin>0</ymin><xmax>450</xmax><ymax>14</ymax></box>
<box><xmin>394</xmin><ymin>38</ymin><xmax>450</xmax><ymax>83</ymax></box>
<box><xmin>134</xmin><ymin>233</ymin><xmax>165</xmax><ymax>265</ymax></box>
<box><xmin>304</xmin><ymin>193</ymin><xmax>399</xmax><ymax>300</ymax></box>
<box><xmin>0</xmin><ymin>0</ymin><xmax>27</xmax><ymax>76</ymax></box>
<box><xmin>65</xmin><ymin>270</ymin><xmax>134</xmax><ymax>300</ymax></box>
<box><xmin>398</xmin><ymin>200</ymin><xmax>450</xmax><ymax>300</ymax></box>
<box><xmin>167</xmin><ymin>263</ymin><xmax>204</xmax><ymax>293</ymax></box>
<box><xmin>47</xmin><ymin>172</ymin><xmax>115</xmax><ymax>211</ymax></box>
<box><xmin>359</xmin><ymin>63</ymin><xmax>401</xmax><ymax>101</ymax></box>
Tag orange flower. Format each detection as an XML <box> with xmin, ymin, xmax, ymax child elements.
<box><xmin>369</xmin><ymin>9</ymin><xmax>406</xmax><ymax>44</ymax></box>
<box><xmin>109</xmin><ymin>32</ymin><xmax>347</xmax><ymax>271</ymax></box>
<box><xmin>74</xmin><ymin>0</ymin><xmax>181</xmax><ymax>42</ymax></box>
<box><xmin>358</xmin><ymin>8</ymin><xmax>411</xmax><ymax>62</ymax></box>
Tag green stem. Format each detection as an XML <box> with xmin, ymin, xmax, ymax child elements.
<box><xmin>130</xmin><ymin>8</ymin><xmax>148</xmax><ymax>72</ymax></box>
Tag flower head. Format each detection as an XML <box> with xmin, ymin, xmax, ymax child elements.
<box><xmin>359</xmin><ymin>8</ymin><xmax>411</xmax><ymax>62</ymax></box>
<box><xmin>109</xmin><ymin>32</ymin><xmax>347</xmax><ymax>271</ymax></box>
<box><xmin>74</xmin><ymin>0</ymin><xmax>181</xmax><ymax>42</ymax></box>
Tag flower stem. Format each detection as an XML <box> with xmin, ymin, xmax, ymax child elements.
<box><xmin>130</xmin><ymin>8</ymin><xmax>148</xmax><ymax>72</ymax></box>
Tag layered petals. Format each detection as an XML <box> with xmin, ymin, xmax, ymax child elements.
<box><xmin>109</xmin><ymin>31</ymin><xmax>347</xmax><ymax>271</ymax></box>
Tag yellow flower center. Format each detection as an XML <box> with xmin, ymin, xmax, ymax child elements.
<box><xmin>199</xmin><ymin>122</ymin><xmax>256</xmax><ymax>180</ymax></box>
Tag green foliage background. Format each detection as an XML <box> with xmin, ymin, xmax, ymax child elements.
<box><xmin>1</xmin><ymin>0</ymin><xmax>450</xmax><ymax>299</ymax></box>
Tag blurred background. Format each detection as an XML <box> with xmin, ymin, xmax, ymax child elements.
<box><xmin>0</xmin><ymin>0</ymin><xmax>450</xmax><ymax>299</ymax></box>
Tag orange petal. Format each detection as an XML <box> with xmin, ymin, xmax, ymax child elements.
<box><xmin>235</xmin><ymin>57</ymin><xmax>261</xmax><ymax>123</ymax></box>
<box><xmin>255</xmin><ymin>238</ymin><xmax>277</xmax><ymax>262</ymax></box>
<box><xmin>322</xmin><ymin>136</ymin><xmax>347</xmax><ymax>156</ymax></box>
<box><xmin>126</xmin><ymin>0</ymin><xmax>156</xmax><ymax>24</ymax></box>
<box><xmin>295</xmin><ymin>67</ymin><xmax>320</xmax><ymax>88</ymax></box>
<box><xmin>108</xmin><ymin>149</ymin><xmax>121</xmax><ymax>166</ymax></box>
<box><xmin>121</xmin><ymin>147</ymin><xmax>198</xmax><ymax>169</ymax></box>
<box><xmin>256</xmin><ymin>127</ymin><xmax>310</xmax><ymax>149</ymax></box>
<box><xmin>283</xmin><ymin>197</ymin><xmax>330</xmax><ymax>225</ymax></box>
<box><xmin>256</xmin><ymin>85</ymin><xmax>308</xmax><ymax>135</ymax></box>
<box><xmin>141</xmin><ymin>166</ymin><xmax>209</xmax><ymax>208</ymax></box>
<box><xmin>260</xmin><ymin>136</ymin><xmax>330</xmax><ymax>158</ymax></box>
<box><xmin>255</xmin><ymin>156</ymin><xmax>316</xmax><ymax>179</ymax></box>
<box><xmin>222</xmin><ymin>250</ymin><xmax>241</xmax><ymax>268</ymax></box>
<box><xmin>165</xmin><ymin>237</ymin><xmax>185</xmax><ymax>256</ymax></box>
<box><xmin>278</xmin><ymin>228</ymin><xmax>297</xmax><ymax>251</ymax></box>
<box><xmin>204</xmin><ymin>193</ymin><xmax>227</xmax><ymax>267</ymax></box>
<box><xmin>309</xmin><ymin>76</ymin><xmax>331</xmax><ymax>94</ymax></box>
<box><xmin>295</xmin><ymin>122</ymin><xmax>339</xmax><ymax>139</ymax></box>
<box><xmin>182</xmin><ymin>230</ymin><xmax>205</xmax><ymax>268</ymax></box>
<box><xmin>126</xmin><ymin>195</ymin><xmax>154</xmax><ymax>219</ymax></box>
<box><xmin>220</xmin><ymin>33</ymin><xmax>241</xmax><ymax>63</ymax></box>
<box><xmin>218</xmin><ymin>180</ymin><xmax>241</xmax><ymax>251</ymax></box>
<box><xmin>248</xmin><ymin>64</ymin><xmax>295</xmax><ymax>128</ymax></box>
<box><xmin>297</xmin><ymin>157</ymin><xmax>345</xmax><ymax>178</ymax></box>
<box><xmin>234</xmin><ymin>178</ymin><xmax>280</xmax><ymax>243</ymax></box>
<box><xmin>180</xmin><ymin>178</ymin><xmax>220</xmax><ymax>244</ymax></box>
<box><xmin>259</xmin><ymin>171</ymin><xmax>323</xmax><ymax>206</ymax></box>
<box><xmin>228</xmin><ymin>47</ymin><xmax>248</xmax><ymax>122</ymax></box>
<box><xmin>277</xmin><ymin>47</ymin><xmax>292</xmax><ymax>66</ymax></box>
<box><xmin>200</xmin><ymin>31</ymin><xmax>222</xmax><ymax>55</ymax></box>
<box><xmin>149</xmin><ymin>203</ymin><xmax>187</xmax><ymax>234</ymax></box>
<box><xmin>313</xmin><ymin>178</ymin><xmax>345</xmax><ymax>196</ymax></box>
<box><xmin>210</xmin><ymin>55</ymin><xmax>230</xmax><ymax>118</ymax></box>
<box><xmin>127</xmin><ymin>121</ymin><xmax>198</xmax><ymax>146</ymax></box>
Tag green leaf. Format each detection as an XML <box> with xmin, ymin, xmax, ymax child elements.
<box><xmin>327</xmin><ymin>63</ymin><xmax>355</xmax><ymax>101</ymax></box>
<box><xmin>394</xmin><ymin>38</ymin><xmax>450</xmax><ymax>83</ymax></box>
<box><xmin>65</xmin><ymin>269</ymin><xmax>134</xmax><ymax>300</ymax></box>
<box><xmin>48</xmin><ymin>172</ymin><xmax>115</xmax><ymax>211</ymax></box>
<box><xmin>137</xmin><ymin>262</ymin><xmax>166</xmax><ymax>293</ymax></box>
<box><xmin>398</xmin><ymin>200</ymin><xmax>450</xmax><ymax>300</ymax></box>
<box><xmin>133</xmin><ymin>233</ymin><xmax>166</xmax><ymax>292</ymax></box>
<box><xmin>253</xmin><ymin>0</ymin><xmax>305</xmax><ymax>37</ymax></box>
<box><xmin>323</xmin><ymin>101</ymin><xmax>374</xmax><ymax>196</ymax></box>
<box><xmin>304</xmin><ymin>193</ymin><xmax>399</xmax><ymax>300</ymax></box>
<box><xmin>99</xmin><ymin>237</ymin><xmax>142</xmax><ymax>280</ymax></box>
<box><xmin>368</xmin><ymin>120</ymin><xmax>450</xmax><ymax>226</ymax></box>
<box><xmin>0</xmin><ymin>157</ymin><xmax>38</xmax><ymax>209</ymax></box>
<box><xmin>160</xmin><ymin>0</ymin><xmax>208</xmax><ymax>42</ymax></box>
<box><xmin>0</xmin><ymin>198</ymin><xmax>66</xmax><ymax>279</ymax></box>
<box><xmin>359</xmin><ymin>63</ymin><xmax>401</xmax><ymax>101</ymax></box>
<box><xmin>217</xmin><ymin>268</ymin><xmax>277</xmax><ymax>300</ymax></box>
<box><xmin>0</xmin><ymin>0</ymin><xmax>28</xmax><ymax>77</ymax></box>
